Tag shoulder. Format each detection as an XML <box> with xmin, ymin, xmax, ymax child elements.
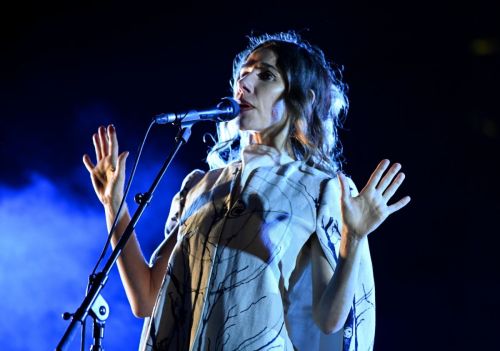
<box><xmin>286</xmin><ymin>162</ymin><xmax>347</xmax><ymax>194</ymax></box>
<box><xmin>313</xmin><ymin>172</ymin><xmax>358</xmax><ymax>213</ymax></box>
<box><xmin>180</xmin><ymin>169</ymin><xmax>206</xmax><ymax>189</ymax></box>
<box><xmin>180</xmin><ymin>164</ymin><xmax>237</xmax><ymax>194</ymax></box>
<box><xmin>273</xmin><ymin>161</ymin><xmax>332</xmax><ymax>185</ymax></box>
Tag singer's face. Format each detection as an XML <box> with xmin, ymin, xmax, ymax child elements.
<box><xmin>235</xmin><ymin>48</ymin><xmax>286</xmax><ymax>133</ymax></box>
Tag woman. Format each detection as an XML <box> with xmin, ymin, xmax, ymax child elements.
<box><xmin>83</xmin><ymin>32</ymin><xmax>410</xmax><ymax>351</ymax></box>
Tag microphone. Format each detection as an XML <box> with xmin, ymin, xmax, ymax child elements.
<box><xmin>155</xmin><ymin>97</ymin><xmax>240</xmax><ymax>126</ymax></box>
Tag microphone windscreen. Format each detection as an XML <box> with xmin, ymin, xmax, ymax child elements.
<box><xmin>219</xmin><ymin>97</ymin><xmax>240</xmax><ymax>122</ymax></box>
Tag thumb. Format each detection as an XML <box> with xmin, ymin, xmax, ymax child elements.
<box><xmin>337</xmin><ymin>172</ymin><xmax>351</xmax><ymax>203</ymax></box>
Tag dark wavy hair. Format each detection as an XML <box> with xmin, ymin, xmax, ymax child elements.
<box><xmin>207</xmin><ymin>31</ymin><xmax>348</xmax><ymax>176</ymax></box>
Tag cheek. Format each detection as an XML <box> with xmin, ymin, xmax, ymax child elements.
<box><xmin>270</xmin><ymin>99</ymin><xmax>286</xmax><ymax>124</ymax></box>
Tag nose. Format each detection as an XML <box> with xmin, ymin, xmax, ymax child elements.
<box><xmin>237</xmin><ymin>74</ymin><xmax>253</xmax><ymax>95</ymax></box>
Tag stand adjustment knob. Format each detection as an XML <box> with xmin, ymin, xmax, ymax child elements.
<box><xmin>134</xmin><ymin>193</ymin><xmax>144</xmax><ymax>204</ymax></box>
<box><xmin>99</xmin><ymin>306</ymin><xmax>107</xmax><ymax>316</ymax></box>
<box><xmin>62</xmin><ymin>312</ymin><xmax>74</xmax><ymax>320</ymax></box>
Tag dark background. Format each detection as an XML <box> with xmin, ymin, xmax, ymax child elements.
<box><xmin>0</xmin><ymin>1</ymin><xmax>498</xmax><ymax>350</ymax></box>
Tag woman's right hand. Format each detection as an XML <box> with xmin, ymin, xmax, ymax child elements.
<box><xmin>83</xmin><ymin>125</ymin><xmax>129</xmax><ymax>209</ymax></box>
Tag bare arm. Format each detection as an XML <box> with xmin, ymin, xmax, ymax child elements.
<box><xmin>311</xmin><ymin>160</ymin><xmax>410</xmax><ymax>334</ymax></box>
<box><xmin>83</xmin><ymin>125</ymin><xmax>175</xmax><ymax>318</ymax></box>
<box><xmin>310</xmin><ymin>232</ymin><xmax>365</xmax><ymax>334</ymax></box>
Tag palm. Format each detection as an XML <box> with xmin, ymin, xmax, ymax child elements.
<box><xmin>83</xmin><ymin>125</ymin><xmax>128</xmax><ymax>207</ymax></box>
<box><xmin>92</xmin><ymin>156</ymin><xmax>119</xmax><ymax>199</ymax></box>
<box><xmin>338</xmin><ymin>160</ymin><xmax>410</xmax><ymax>240</ymax></box>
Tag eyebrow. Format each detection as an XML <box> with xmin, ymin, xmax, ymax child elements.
<box><xmin>240</xmin><ymin>60</ymin><xmax>280</xmax><ymax>74</ymax></box>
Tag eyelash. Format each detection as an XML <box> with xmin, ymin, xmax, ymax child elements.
<box><xmin>259</xmin><ymin>71</ymin><xmax>275</xmax><ymax>81</ymax></box>
<box><xmin>239</xmin><ymin>69</ymin><xmax>275</xmax><ymax>81</ymax></box>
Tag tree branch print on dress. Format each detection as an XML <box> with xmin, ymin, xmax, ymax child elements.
<box><xmin>319</xmin><ymin>216</ymin><xmax>341</xmax><ymax>264</ymax></box>
<box><xmin>140</xmin><ymin>148</ymin><xmax>375</xmax><ymax>351</ymax></box>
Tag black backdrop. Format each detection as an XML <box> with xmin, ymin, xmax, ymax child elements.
<box><xmin>1</xmin><ymin>2</ymin><xmax>498</xmax><ymax>350</ymax></box>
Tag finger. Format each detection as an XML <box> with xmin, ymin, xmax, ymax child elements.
<box><xmin>366</xmin><ymin>159</ymin><xmax>390</xmax><ymax>190</ymax></box>
<box><xmin>98</xmin><ymin>126</ymin><xmax>109</xmax><ymax>158</ymax></box>
<box><xmin>387</xmin><ymin>195</ymin><xmax>411</xmax><ymax>214</ymax></box>
<box><xmin>337</xmin><ymin>172</ymin><xmax>351</xmax><ymax>203</ymax></box>
<box><xmin>82</xmin><ymin>154</ymin><xmax>95</xmax><ymax>173</ymax></box>
<box><xmin>93</xmin><ymin>133</ymin><xmax>102</xmax><ymax>161</ymax></box>
<box><xmin>377</xmin><ymin>163</ymin><xmax>402</xmax><ymax>192</ymax></box>
<box><xmin>383</xmin><ymin>172</ymin><xmax>405</xmax><ymax>200</ymax></box>
<box><xmin>108</xmin><ymin>125</ymin><xmax>118</xmax><ymax>168</ymax></box>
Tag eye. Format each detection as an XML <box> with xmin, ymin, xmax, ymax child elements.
<box><xmin>258</xmin><ymin>70</ymin><xmax>275</xmax><ymax>81</ymax></box>
<box><xmin>239</xmin><ymin>70</ymin><xmax>249</xmax><ymax>79</ymax></box>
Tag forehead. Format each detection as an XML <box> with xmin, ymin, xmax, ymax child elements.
<box><xmin>247</xmin><ymin>47</ymin><xmax>277</xmax><ymax>64</ymax></box>
<box><xmin>241</xmin><ymin>47</ymin><xmax>279</xmax><ymax>71</ymax></box>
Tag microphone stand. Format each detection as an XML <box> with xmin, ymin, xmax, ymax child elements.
<box><xmin>89</xmin><ymin>294</ymin><xmax>109</xmax><ymax>351</ymax></box>
<box><xmin>56</xmin><ymin>125</ymin><xmax>193</xmax><ymax>351</ymax></box>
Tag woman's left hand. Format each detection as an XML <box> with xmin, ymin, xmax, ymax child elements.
<box><xmin>337</xmin><ymin>159</ymin><xmax>410</xmax><ymax>240</ymax></box>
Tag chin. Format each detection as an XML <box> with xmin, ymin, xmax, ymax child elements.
<box><xmin>235</xmin><ymin>117</ymin><xmax>245</xmax><ymax>131</ymax></box>
<box><xmin>237</xmin><ymin>117</ymin><xmax>252</xmax><ymax>131</ymax></box>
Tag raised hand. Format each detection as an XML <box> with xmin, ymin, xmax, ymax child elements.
<box><xmin>338</xmin><ymin>159</ymin><xmax>410</xmax><ymax>240</ymax></box>
<box><xmin>83</xmin><ymin>125</ymin><xmax>129</xmax><ymax>209</ymax></box>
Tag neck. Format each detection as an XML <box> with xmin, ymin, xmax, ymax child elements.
<box><xmin>248</xmin><ymin>131</ymin><xmax>296</xmax><ymax>160</ymax></box>
<box><xmin>247</xmin><ymin>116</ymin><xmax>291</xmax><ymax>152</ymax></box>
